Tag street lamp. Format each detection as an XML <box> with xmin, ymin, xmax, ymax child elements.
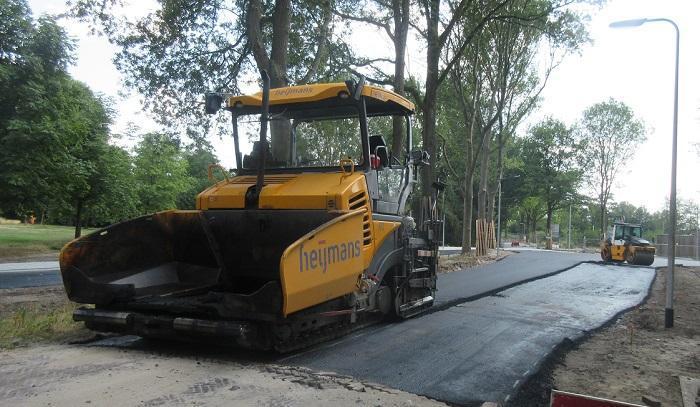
<box><xmin>610</xmin><ymin>17</ymin><xmax>679</xmax><ymax>328</ymax></box>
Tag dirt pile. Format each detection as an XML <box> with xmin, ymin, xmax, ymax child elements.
<box><xmin>439</xmin><ymin>250</ymin><xmax>511</xmax><ymax>273</ymax></box>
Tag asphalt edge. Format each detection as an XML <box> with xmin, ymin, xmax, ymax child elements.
<box><xmin>427</xmin><ymin>259</ymin><xmax>596</xmax><ymax>318</ymax></box>
<box><xmin>506</xmin><ymin>264</ymin><xmax>658</xmax><ymax>407</ymax></box>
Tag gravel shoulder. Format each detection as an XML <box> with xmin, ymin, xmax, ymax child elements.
<box><xmin>0</xmin><ymin>341</ymin><xmax>446</xmax><ymax>406</ymax></box>
<box><xmin>513</xmin><ymin>266</ymin><xmax>700</xmax><ymax>406</ymax></box>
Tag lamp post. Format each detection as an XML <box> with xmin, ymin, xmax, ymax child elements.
<box><xmin>497</xmin><ymin>175</ymin><xmax>519</xmax><ymax>256</ymax></box>
<box><xmin>610</xmin><ymin>17</ymin><xmax>679</xmax><ymax>328</ymax></box>
<box><xmin>497</xmin><ymin>179</ymin><xmax>502</xmax><ymax>256</ymax></box>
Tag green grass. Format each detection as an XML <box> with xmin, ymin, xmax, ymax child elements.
<box><xmin>0</xmin><ymin>223</ymin><xmax>95</xmax><ymax>259</ymax></box>
<box><xmin>0</xmin><ymin>303</ymin><xmax>87</xmax><ymax>348</ymax></box>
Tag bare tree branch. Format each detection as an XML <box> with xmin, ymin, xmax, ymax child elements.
<box><xmin>300</xmin><ymin>1</ymin><xmax>333</xmax><ymax>84</ymax></box>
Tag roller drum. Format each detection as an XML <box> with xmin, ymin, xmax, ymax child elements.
<box><xmin>630</xmin><ymin>250</ymin><xmax>654</xmax><ymax>266</ymax></box>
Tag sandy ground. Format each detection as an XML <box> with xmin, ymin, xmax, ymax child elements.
<box><xmin>514</xmin><ymin>266</ymin><xmax>700</xmax><ymax>406</ymax></box>
<box><xmin>0</xmin><ymin>341</ymin><xmax>446</xmax><ymax>406</ymax></box>
<box><xmin>439</xmin><ymin>249</ymin><xmax>512</xmax><ymax>273</ymax></box>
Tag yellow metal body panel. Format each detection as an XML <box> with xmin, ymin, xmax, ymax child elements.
<box><xmin>372</xmin><ymin>220</ymin><xmax>400</xmax><ymax>248</ymax></box>
<box><xmin>197</xmin><ymin>172</ymin><xmax>369</xmax><ymax>211</ymax></box>
<box><xmin>279</xmin><ymin>210</ymin><xmax>366</xmax><ymax>316</ymax></box>
<box><xmin>611</xmin><ymin>244</ymin><xmax>625</xmax><ymax>261</ymax></box>
<box><xmin>197</xmin><ymin>170</ymin><xmax>383</xmax><ymax>313</ymax></box>
<box><xmin>226</xmin><ymin>82</ymin><xmax>415</xmax><ymax>112</ymax></box>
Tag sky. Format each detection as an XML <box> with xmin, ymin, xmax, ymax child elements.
<box><xmin>27</xmin><ymin>0</ymin><xmax>700</xmax><ymax>212</ymax></box>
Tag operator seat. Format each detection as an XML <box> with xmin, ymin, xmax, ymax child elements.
<box><xmin>369</xmin><ymin>135</ymin><xmax>389</xmax><ymax>168</ymax></box>
<box><xmin>243</xmin><ymin>141</ymin><xmax>274</xmax><ymax>169</ymax></box>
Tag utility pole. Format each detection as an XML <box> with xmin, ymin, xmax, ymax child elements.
<box><xmin>568</xmin><ymin>204</ymin><xmax>572</xmax><ymax>250</ymax></box>
<box><xmin>497</xmin><ymin>179</ymin><xmax>502</xmax><ymax>256</ymax></box>
<box><xmin>696</xmin><ymin>209</ymin><xmax>699</xmax><ymax>260</ymax></box>
<box><xmin>442</xmin><ymin>188</ymin><xmax>446</xmax><ymax>246</ymax></box>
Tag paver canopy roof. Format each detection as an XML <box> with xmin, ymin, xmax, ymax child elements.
<box><xmin>226</xmin><ymin>82</ymin><xmax>414</xmax><ymax>118</ymax></box>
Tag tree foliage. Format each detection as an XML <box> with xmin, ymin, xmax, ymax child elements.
<box><xmin>132</xmin><ymin>133</ymin><xmax>194</xmax><ymax>214</ymax></box>
<box><xmin>0</xmin><ymin>1</ymin><xmax>218</xmax><ymax>229</ymax></box>
<box><xmin>69</xmin><ymin>0</ymin><xmax>353</xmax><ymax>139</ymax></box>
<box><xmin>577</xmin><ymin>98</ymin><xmax>645</xmax><ymax>235</ymax></box>
<box><xmin>518</xmin><ymin>117</ymin><xmax>582</xmax><ymax>241</ymax></box>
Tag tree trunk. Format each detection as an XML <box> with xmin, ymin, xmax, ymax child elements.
<box><xmin>269</xmin><ymin>0</ymin><xmax>291</xmax><ymax>162</ymax></box>
<box><xmin>391</xmin><ymin>0</ymin><xmax>410</xmax><ymax>158</ymax></box>
<box><xmin>477</xmin><ymin>128</ymin><xmax>491</xmax><ymax>221</ymax></box>
<box><xmin>461</xmin><ymin>170</ymin><xmax>474</xmax><ymax>254</ymax></box>
<box><xmin>269</xmin><ymin>0</ymin><xmax>290</xmax><ymax>87</ymax></box>
<box><xmin>420</xmin><ymin>0</ymin><xmax>439</xmax><ymax>199</ymax></box>
<box><xmin>461</xmin><ymin>115</ymin><xmax>477</xmax><ymax>254</ymax></box>
<box><xmin>74</xmin><ymin>198</ymin><xmax>83</xmax><ymax>239</ymax></box>
<box><xmin>600</xmin><ymin>201</ymin><xmax>607</xmax><ymax>239</ymax></box>
<box><xmin>532</xmin><ymin>217</ymin><xmax>538</xmax><ymax>245</ymax></box>
<box><xmin>599</xmin><ymin>185</ymin><xmax>606</xmax><ymax>239</ymax></box>
<box><xmin>489</xmin><ymin>126</ymin><xmax>504</xmax><ymax>224</ymax></box>
<box><xmin>247</xmin><ymin>0</ymin><xmax>291</xmax><ymax>163</ymax></box>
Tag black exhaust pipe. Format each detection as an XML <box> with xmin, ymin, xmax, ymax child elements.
<box><xmin>252</xmin><ymin>69</ymin><xmax>271</xmax><ymax>208</ymax></box>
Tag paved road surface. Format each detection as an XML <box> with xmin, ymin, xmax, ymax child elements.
<box><xmin>0</xmin><ymin>261</ymin><xmax>61</xmax><ymax>289</ymax></box>
<box><xmin>283</xmin><ymin>263</ymin><xmax>655</xmax><ymax>405</ymax></box>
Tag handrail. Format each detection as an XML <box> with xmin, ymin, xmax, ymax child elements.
<box><xmin>207</xmin><ymin>164</ymin><xmax>230</xmax><ymax>182</ymax></box>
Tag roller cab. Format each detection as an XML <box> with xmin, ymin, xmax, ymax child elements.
<box><xmin>60</xmin><ymin>79</ymin><xmax>442</xmax><ymax>351</ymax></box>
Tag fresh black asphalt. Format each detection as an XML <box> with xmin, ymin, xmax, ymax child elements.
<box><xmin>435</xmin><ymin>249</ymin><xmax>598</xmax><ymax>306</ymax></box>
<box><xmin>281</xmin><ymin>262</ymin><xmax>655</xmax><ymax>405</ymax></box>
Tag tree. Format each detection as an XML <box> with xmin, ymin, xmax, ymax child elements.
<box><xmin>132</xmin><ymin>133</ymin><xmax>194</xmax><ymax>213</ymax></box>
<box><xmin>0</xmin><ymin>0</ymin><xmax>32</xmax><ymax>63</ymax></box>
<box><xmin>84</xmin><ymin>144</ymin><xmax>140</xmax><ymax>225</ymax></box>
<box><xmin>676</xmin><ymin>198</ymin><xmax>699</xmax><ymax>235</ymax></box>
<box><xmin>438</xmin><ymin>0</ymin><xmax>589</xmax><ymax>254</ymax></box>
<box><xmin>334</xmin><ymin>0</ymin><xmax>411</xmax><ymax>156</ymax></box>
<box><xmin>577</xmin><ymin>99</ymin><xmax>645</xmax><ymax>236</ymax></box>
<box><xmin>50</xmin><ymin>80</ymin><xmax>113</xmax><ymax>237</ymax></box>
<box><xmin>177</xmin><ymin>142</ymin><xmax>219</xmax><ymax>210</ymax></box>
<box><xmin>519</xmin><ymin>118</ymin><xmax>582</xmax><ymax>248</ymax></box>
<box><xmin>71</xmin><ymin>0</ymin><xmax>339</xmax><ymax>148</ymax></box>
<box><xmin>0</xmin><ymin>9</ymin><xmax>78</xmax><ymax>221</ymax></box>
<box><xmin>519</xmin><ymin>195</ymin><xmax>545</xmax><ymax>243</ymax></box>
<box><xmin>415</xmin><ymin>0</ymin><xmax>512</xmax><ymax>200</ymax></box>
